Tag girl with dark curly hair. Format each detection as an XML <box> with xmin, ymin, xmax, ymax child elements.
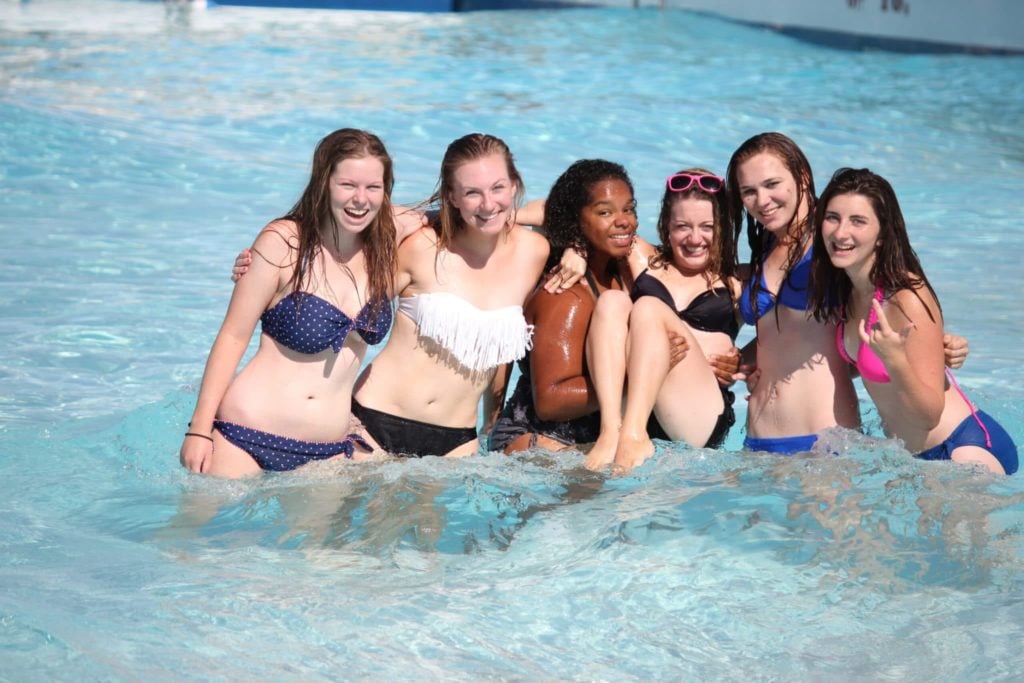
<box><xmin>489</xmin><ymin>159</ymin><xmax>696</xmax><ymax>457</ymax></box>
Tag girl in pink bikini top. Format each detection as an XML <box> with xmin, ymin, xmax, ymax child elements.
<box><xmin>836</xmin><ymin>287</ymin><xmax>890</xmax><ymax>384</ymax></box>
<box><xmin>809</xmin><ymin>167</ymin><xmax>1015</xmax><ymax>475</ymax></box>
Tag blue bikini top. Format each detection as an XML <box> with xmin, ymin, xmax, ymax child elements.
<box><xmin>738</xmin><ymin>244</ymin><xmax>813</xmax><ymax>325</ymax></box>
<box><xmin>630</xmin><ymin>271</ymin><xmax>739</xmax><ymax>341</ymax></box>
<box><xmin>261</xmin><ymin>292</ymin><xmax>392</xmax><ymax>354</ymax></box>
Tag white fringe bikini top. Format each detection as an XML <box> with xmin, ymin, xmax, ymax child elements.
<box><xmin>398</xmin><ymin>292</ymin><xmax>534</xmax><ymax>373</ymax></box>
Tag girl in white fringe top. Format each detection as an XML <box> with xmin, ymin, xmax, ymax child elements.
<box><xmin>349</xmin><ymin>133</ymin><xmax>550</xmax><ymax>458</ymax></box>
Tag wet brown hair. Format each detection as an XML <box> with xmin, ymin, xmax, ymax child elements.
<box><xmin>278</xmin><ymin>128</ymin><xmax>396</xmax><ymax>312</ymax></box>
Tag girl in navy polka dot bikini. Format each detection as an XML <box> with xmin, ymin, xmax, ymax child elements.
<box><xmin>180</xmin><ymin>129</ymin><xmax>422</xmax><ymax>477</ymax></box>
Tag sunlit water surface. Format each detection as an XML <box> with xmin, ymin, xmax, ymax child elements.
<box><xmin>2</xmin><ymin>0</ymin><xmax>1023</xmax><ymax>679</ymax></box>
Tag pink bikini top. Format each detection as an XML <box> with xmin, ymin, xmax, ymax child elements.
<box><xmin>837</xmin><ymin>287</ymin><xmax>891</xmax><ymax>383</ymax></box>
<box><xmin>838</xmin><ymin>287</ymin><xmax>992</xmax><ymax>448</ymax></box>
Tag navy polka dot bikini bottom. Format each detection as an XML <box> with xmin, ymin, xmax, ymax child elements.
<box><xmin>213</xmin><ymin>420</ymin><xmax>369</xmax><ymax>472</ymax></box>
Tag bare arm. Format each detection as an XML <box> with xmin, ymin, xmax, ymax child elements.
<box><xmin>231</xmin><ymin>207</ymin><xmax>425</xmax><ymax>283</ymax></box>
<box><xmin>864</xmin><ymin>292</ymin><xmax>946</xmax><ymax>431</ymax></box>
<box><xmin>181</xmin><ymin>225</ymin><xmax>292</xmax><ymax>472</ymax></box>
<box><xmin>514</xmin><ymin>198</ymin><xmax>546</xmax><ymax>227</ymax></box>
<box><xmin>393</xmin><ymin>205</ymin><xmax>428</xmax><ymax>244</ymax></box>
<box><xmin>528</xmin><ymin>287</ymin><xmax>599</xmax><ymax>421</ymax></box>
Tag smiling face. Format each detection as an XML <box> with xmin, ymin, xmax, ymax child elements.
<box><xmin>821</xmin><ymin>192</ymin><xmax>881</xmax><ymax>280</ymax></box>
<box><xmin>579</xmin><ymin>178</ymin><xmax>638</xmax><ymax>258</ymax></box>
<box><xmin>736</xmin><ymin>152</ymin><xmax>807</xmax><ymax>236</ymax></box>
<box><xmin>328</xmin><ymin>156</ymin><xmax>386</xmax><ymax>235</ymax></box>
<box><xmin>447</xmin><ymin>152</ymin><xmax>517</xmax><ymax>235</ymax></box>
<box><xmin>667</xmin><ymin>195</ymin><xmax>715</xmax><ymax>274</ymax></box>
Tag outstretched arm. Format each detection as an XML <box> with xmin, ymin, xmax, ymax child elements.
<box><xmin>230</xmin><ymin>205</ymin><xmax>426</xmax><ymax>282</ymax></box>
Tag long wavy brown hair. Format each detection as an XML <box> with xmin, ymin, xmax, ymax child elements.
<box><xmin>277</xmin><ymin>128</ymin><xmax>396</xmax><ymax>314</ymax></box>
<box><xmin>810</xmin><ymin>167</ymin><xmax>939</xmax><ymax>324</ymax></box>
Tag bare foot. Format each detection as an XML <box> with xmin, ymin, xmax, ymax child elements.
<box><xmin>612</xmin><ymin>433</ymin><xmax>655</xmax><ymax>474</ymax></box>
<box><xmin>584</xmin><ymin>433</ymin><xmax>618</xmax><ymax>471</ymax></box>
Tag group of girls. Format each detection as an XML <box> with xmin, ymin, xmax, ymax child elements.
<box><xmin>179</xmin><ymin>128</ymin><xmax>1018</xmax><ymax>479</ymax></box>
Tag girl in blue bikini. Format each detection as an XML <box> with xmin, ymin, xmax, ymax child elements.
<box><xmin>726</xmin><ymin>132</ymin><xmax>862</xmax><ymax>454</ymax></box>
<box><xmin>180</xmin><ymin>129</ymin><xmax>400</xmax><ymax>477</ymax></box>
<box><xmin>809</xmin><ymin>168</ymin><xmax>1016</xmax><ymax>474</ymax></box>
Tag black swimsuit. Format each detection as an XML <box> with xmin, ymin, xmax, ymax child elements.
<box><xmin>628</xmin><ymin>269</ymin><xmax>738</xmax><ymax>449</ymax></box>
<box><xmin>629</xmin><ymin>270</ymin><xmax>739</xmax><ymax>341</ymax></box>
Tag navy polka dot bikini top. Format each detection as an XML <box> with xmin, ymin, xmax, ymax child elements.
<box><xmin>260</xmin><ymin>292</ymin><xmax>392</xmax><ymax>354</ymax></box>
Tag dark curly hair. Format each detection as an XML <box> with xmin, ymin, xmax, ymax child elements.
<box><xmin>542</xmin><ymin>159</ymin><xmax>634</xmax><ymax>271</ymax></box>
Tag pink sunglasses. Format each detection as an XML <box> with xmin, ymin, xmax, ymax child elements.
<box><xmin>666</xmin><ymin>173</ymin><xmax>724</xmax><ymax>193</ymax></box>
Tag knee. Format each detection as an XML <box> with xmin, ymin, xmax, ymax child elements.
<box><xmin>629</xmin><ymin>295</ymin><xmax>671</xmax><ymax>326</ymax></box>
<box><xmin>592</xmin><ymin>289</ymin><xmax>632</xmax><ymax>323</ymax></box>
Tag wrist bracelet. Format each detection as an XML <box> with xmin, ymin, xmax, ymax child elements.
<box><xmin>184</xmin><ymin>431</ymin><xmax>214</xmax><ymax>443</ymax></box>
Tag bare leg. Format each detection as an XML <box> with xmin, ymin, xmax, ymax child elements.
<box><xmin>584</xmin><ymin>290</ymin><xmax>633</xmax><ymax>470</ymax></box>
<box><xmin>444</xmin><ymin>437</ymin><xmax>481</xmax><ymax>458</ymax></box>
<box><xmin>950</xmin><ymin>445</ymin><xmax>1005</xmax><ymax>474</ymax></box>
<box><xmin>503</xmin><ymin>432</ymin><xmax>572</xmax><ymax>454</ymax></box>
<box><xmin>205</xmin><ymin>429</ymin><xmax>263</xmax><ymax>478</ymax></box>
<box><xmin>614</xmin><ymin>297</ymin><xmax>723</xmax><ymax>471</ymax></box>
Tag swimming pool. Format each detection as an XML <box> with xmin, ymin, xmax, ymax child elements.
<box><xmin>2</xmin><ymin>0</ymin><xmax>1023</xmax><ymax>678</ymax></box>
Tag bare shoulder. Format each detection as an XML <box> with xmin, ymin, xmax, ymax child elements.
<box><xmin>399</xmin><ymin>225</ymin><xmax>441</xmax><ymax>256</ymax></box>
<box><xmin>253</xmin><ymin>219</ymin><xmax>298</xmax><ymax>263</ymax></box>
<box><xmin>634</xmin><ymin>236</ymin><xmax>658</xmax><ymax>259</ymax></box>
<box><xmin>511</xmin><ymin>224</ymin><xmax>550</xmax><ymax>261</ymax></box>
<box><xmin>889</xmin><ymin>285</ymin><xmax>943</xmax><ymax>330</ymax></box>
<box><xmin>393</xmin><ymin>205</ymin><xmax>427</xmax><ymax>243</ymax></box>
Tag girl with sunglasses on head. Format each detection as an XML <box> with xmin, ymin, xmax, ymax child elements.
<box><xmin>725</xmin><ymin>132</ymin><xmax>969</xmax><ymax>456</ymax></box>
<box><xmin>585</xmin><ymin>168</ymin><xmax>741</xmax><ymax>472</ymax></box>
<box><xmin>489</xmin><ymin>160</ymin><xmax>719</xmax><ymax>459</ymax></box>
<box><xmin>809</xmin><ymin>168</ymin><xmax>1016</xmax><ymax>474</ymax></box>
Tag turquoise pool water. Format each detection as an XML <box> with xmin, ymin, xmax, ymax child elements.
<box><xmin>2</xmin><ymin>0</ymin><xmax>1023</xmax><ymax>678</ymax></box>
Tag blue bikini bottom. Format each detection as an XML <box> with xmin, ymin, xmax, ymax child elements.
<box><xmin>743</xmin><ymin>433</ymin><xmax>819</xmax><ymax>455</ymax></box>
<box><xmin>916</xmin><ymin>410</ymin><xmax>1018</xmax><ymax>475</ymax></box>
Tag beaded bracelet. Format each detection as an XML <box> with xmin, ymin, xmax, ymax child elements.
<box><xmin>184</xmin><ymin>432</ymin><xmax>214</xmax><ymax>443</ymax></box>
